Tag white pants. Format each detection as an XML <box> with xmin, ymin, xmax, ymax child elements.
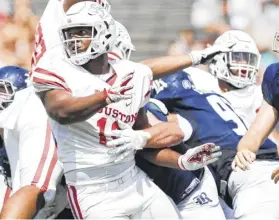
<box><xmin>228</xmin><ymin>160</ymin><xmax>279</xmax><ymax>220</ymax></box>
<box><xmin>219</xmin><ymin>197</ymin><xmax>234</xmax><ymax>219</ymax></box>
<box><xmin>177</xmin><ymin>167</ymin><xmax>226</xmax><ymax>220</ymax></box>
<box><xmin>67</xmin><ymin>166</ymin><xmax>181</xmax><ymax>219</ymax></box>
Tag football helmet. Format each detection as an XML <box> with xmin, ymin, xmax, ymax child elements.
<box><xmin>59</xmin><ymin>2</ymin><xmax>116</xmax><ymax>65</ymax></box>
<box><xmin>209</xmin><ymin>30</ymin><xmax>261</xmax><ymax>88</ymax></box>
<box><xmin>0</xmin><ymin>66</ymin><xmax>29</xmax><ymax>111</ymax></box>
<box><xmin>112</xmin><ymin>21</ymin><xmax>135</xmax><ymax>60</ymax></box>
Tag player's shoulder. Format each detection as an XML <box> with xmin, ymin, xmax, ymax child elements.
<box><xmin>111</xmin><ymin>60</ymin><xmax>153</xmax><ymax>79</ymax></box>
<box><xmin>35</xmin><ymin>48</ymin><xmax>69</xmax><ymax>72</ymax></box>
<box><xmin>263</xmin><ymin>62</ymin><xmax>279</xmax><ymax>84</ymax></box>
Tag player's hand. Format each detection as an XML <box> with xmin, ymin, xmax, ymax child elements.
<box><xmin>104</xmin><ymin>72</ymin><xmax>134</xmax><ymax>104</ymax></box>
<box><xmin>271</xmin><ymin>167</ymin><xmax>279</xmax><ymax>184</ymax></box>
<box><xmin>189</xmin><ymin>42</ymin><xmax>235</xmax><ymax>66</ymax></box>
<box><xmin>231</xmin><ymin>149</ymin><xmax>256</xmax><ymax>171</ymax></box>
<box><xmin>178</xmin><ymin>143</ymin><xmax>222</xmax><ymax>171</ymax></box>
<box><xmin>106</xmin><ymin>120</ymin><xmax>151</xmax><ymax>154</ymax></box>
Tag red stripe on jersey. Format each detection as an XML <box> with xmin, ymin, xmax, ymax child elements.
<box><xmin>70</xmin><ymin>186</ymin><xmax>84</xmax><ymax>219</ymax></box>
<box><xmin>3</xmin><ymin>186</ymin><xmax>11</xmax><ymax>203</ymax></box>
<box><xmin>40</xmin><ymin>144</ymin><xmax>58</xmax><ymax>192</ymax></box>
<box><xmin>66</xmin><ymin>187</ymin><xmax>78</xmax><ymax>219</ymax></box>
<box><xmin>34</xmin><ymin>67</ymin><xmax>66</xmax><ymax>83</ymax></box>
<box><xmin>33</xmin><ymin>76</ymin><xmax>71</xmax><ymax>92</ymax></box>
<box><xmin>31</xmin><ymin>123</ymin><xmax>52</xmax><ymax>190</ymax></box>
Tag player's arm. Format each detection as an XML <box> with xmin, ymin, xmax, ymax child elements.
<box><xmin>37</xmin><ymin>71</ymin><xmax>133</xmax><ymax>124</ymax></box>
<box><xmin>139</xmin><ymin>143</ymin><xmax>221</xmax><ymax>171</ymax></box>
<box><xmin>141</xmin><ymin>42</ymin><xmax>235</xmax><ymax>79</ymax></box>
<box><xmin>238</xmin><ymin>100</ymin><xmax>278</xmax><ymax>152</ymax></box>
<box><xmin>233</xmin><ymin>100</ymin><xmax>278</xmax><ymax>171</ymax></box>
<box><xmin>134</xmin><ymin>109</ymin><xmax>186</xmax><ymax>148</ymax></box>
<box><xmin>38</xmin><ymin>89</ymin><xmax>108</xmax><ymax>125</ymax></box>
<box><xmin>107</xmin><ymin>110</ymin><xmax>193</xmax><ymax>150</ymax></box>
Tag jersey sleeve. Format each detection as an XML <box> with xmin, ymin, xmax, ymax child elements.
<box><xmin>262</xmin><ymin>63</ymin><xmax>279</xmax><ymax>110</ymax></box>
<box><xmin>31</xmin><ymin>50</ymin><xmax>71</xmax><ymax>93</ymax></box>
<box><xmin>153</xmin><ymin>70</ymin><xmax>196</xmax><ymax>101</ymax></box>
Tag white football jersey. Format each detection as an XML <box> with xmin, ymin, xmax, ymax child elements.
<box><xmin>222</xmin><ymin>85</ymin><xmax>262</xmax><ymax>126</ymax></box>
<box><xmin>31</xmin><ymin>53</ymin><xmax>153</xmax><ymax>185</ymax></box>
<box><xmin>31</xmin><ymin>0</ymin><xmax>65</xmax><ymax>69</ymax></box>
<box><xmin>0</xmin><ymin>87</ymin><xmax>65</xmax><ymax>218</ymax></box>
<box><xmin>186</xmin><ymin>67</ymin><xmax>262</xmax><ymax>126</ymax></box>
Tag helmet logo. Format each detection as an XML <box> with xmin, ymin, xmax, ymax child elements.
<box><xmin>67</xmin><ymin>18</ymin><xmax>72</xmax><ymax>23</ymax></box>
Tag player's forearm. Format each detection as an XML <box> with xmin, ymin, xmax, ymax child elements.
<box><xmin>0</xmin><ymin>185</ymin><xmax>45</xmax><ymax>219</ymax></box>
<box><xmin>139</xmin><ymin>148</ymin><xmax>181</xmax><ymax>169</ymax></box>
<box><xmin>238</xmin><ymin>101</ymin><xmax>278</xmax><ymax>152</ymax></box>
<box><xmin>237</xmin><ymin>129</ymin><xmax>263</xmax><ymax>153</ymax></box>
<box><xmin>141</xmin><ymin>55</ymin><xmax>193</xmax><ymax>80</ymax></box>
<box><xmin>143</xmin><ymin>122</ymin><xmax>184</xmax><ymax>148</ymax></box>
<box><xmin>43</xmin><ymin>90</ymin><xmax>108</xmax><ymax>124</ymax></box>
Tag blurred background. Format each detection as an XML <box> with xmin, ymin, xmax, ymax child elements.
<box><xmin>0</xmin><ymin>0</ymin><xmax>279</xmax><ymax>81</ymax></box>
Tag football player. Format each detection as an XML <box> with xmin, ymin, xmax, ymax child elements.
<box><xmin>236</xmin><ymin>29</ymin><xmax>279</xmax><ymax>185</ymax></box>
<box><xmin>116</xmin><ymin>69</ymin><xmax>279</xmax><ymax>219</ymax></box>
<box><xmin>0</xmin><ymin>66</ymin><xmax>66</xmax><ymax>219</ymax></box>
<box><xmin>31</xmin><ymin>0</ymin><xmax>111</xmax><ymax>71</ymax></box>
<box><xmin>30</xmin><ymin>2</ymin><xmax>231</xmax><ymax>218</ymax></box>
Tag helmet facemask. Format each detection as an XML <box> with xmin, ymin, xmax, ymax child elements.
<box><xmin>115</xmin><ymin>40</ymin><xmax>135</xmax><ymax>60</ymax></box>
<box><xmin>60</xmin><ymin>21</ymin><xmax>114</xmax><ymax>65</ymax></box>
<box><xmin>0</xmin><ymin>80</ymin><xmax>15</xmax><ymax>111</ymax></box>
<box><xmin>210</xmin><ymin>50</ymin><xmax>260</xmax><ymax>88</ymax></box>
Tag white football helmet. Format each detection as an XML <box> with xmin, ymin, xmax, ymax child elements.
<box><xmin>97</xmin><ymin>0</ymin><xmax>111</xmax><ymax>12</ymax></box>
<box><xmin>209</xmin><ymin>30</ymin><xmax>261</xmax><ymax>88</ymax></box>
<box><xmin>59</xmin><ymin>2</ymin><xmax>116</xmax><ymax>65</ymax></box>
<box><xmin>109</xmin><ymin>21</ymin><xmax>135</xmax><ymax>60</ymax></box>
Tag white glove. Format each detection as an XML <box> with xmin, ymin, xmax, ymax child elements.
<box><xmin>189</xmin><ymin>42</ymin><xmax>236</xmax><ymax>66</ymax></box>
<box><xmin>106</xmin><ymin>120</ymin><xmax>151</xmax><ymax>154</ymax></box>
<box><xmin>178</xmin><ymin>143</ymin><xmax>222</xmax><ymax>171</ymax></box>
<box><xmin>104</xmin><ymin>72</ymin><xmax>134</xmax><ymax>104</ymax></box>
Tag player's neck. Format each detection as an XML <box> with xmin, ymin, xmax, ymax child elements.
<box><xmin>82</xmin><ymin>54</ymin><xmax>110</xmax><ymax>75</ymax></box>
<box><xmin>218</xmin><ymin>80</ymin><xmax>236</xmax><ymax>93</ymax></box>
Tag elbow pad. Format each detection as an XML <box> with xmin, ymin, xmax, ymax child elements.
<box><xmin>176</xmin><ymin>114</ymin><xmax>193</xmax><ymax>142</ymax></box>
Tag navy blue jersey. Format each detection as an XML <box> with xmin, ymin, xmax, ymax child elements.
<box><xmin>153</xmin><ymin>71</ymin><xmax>277</xmax><ymax>182</ymax></box>
<box><xmin>262</xmin><ymin>62</ymin><xmax>279</xmax><ymax>111</ymax></box>
<box><xmin>155</xmin><ymin>71</ymin><xmax>276</xmax><ymax>150</ymax></box>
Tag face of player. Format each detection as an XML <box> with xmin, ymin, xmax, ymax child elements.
<box><xmin>63</xmin><ymin>26</ymin><xmax>92</xmax><ymax>55</ymax></box>
<box><xmin>227</xmin><ymin>52</ymin><xmax>259</xmax><ymax>78</ymax></box>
